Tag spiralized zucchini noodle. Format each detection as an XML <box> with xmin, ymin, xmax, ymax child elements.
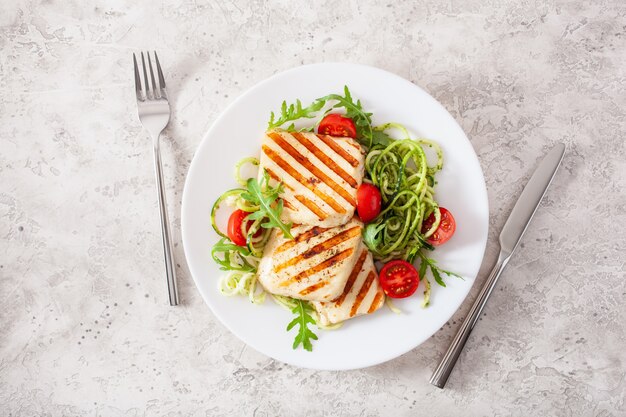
<box><xmin>385</xmin><ymin>297</ymin><xmax>402</xmax><ymax>314</ymax></box>
<box><xmin>211</xmin><ymin>158</ymin><xmax>273</xmax><ymax>258</ymax></box>
<box><xmin>218</xmin><ymin>270</ymin><xmax>266</xmax><ymax>304</ymax></box>
<box><xmin>234</xmin><ymin>156</ymin><xmax>260</xmax><ymax>187</ymax></box>
<box><xmin>362</xmin><ymin>123</ymin><xmax>443</xmax><ymax>264</ymax></box>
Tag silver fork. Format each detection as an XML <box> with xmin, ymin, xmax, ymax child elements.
<box><xmin>133</xmin><ymin>51</ymin><xmax>179</xmax><ymax>306</ymax></box>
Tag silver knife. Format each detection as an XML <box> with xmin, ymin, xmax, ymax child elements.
<box><xmin>429</xmin><ymin>143</ymin><xmax>566</xmax><ymax>389</ymax></box>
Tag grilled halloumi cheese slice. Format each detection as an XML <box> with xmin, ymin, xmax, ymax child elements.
<box><xmin>312</xmin><ymin>243</ymin><xmax>385</xmax><ymax>325</ymax></box>
<box><xmin>258</xmin><ymin>130</ymin><xmax>365</xmax><ymax>228</ymax></box>
<box><xmin>257</xmin><ymin>218</ymin><xmax>364</xmax><ymax>302</ymax></box>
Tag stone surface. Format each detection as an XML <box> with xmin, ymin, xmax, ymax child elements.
<box><xmin>1</xmin><ymin>0</ymin><xmax>625</xmax><ymax>416</ymax></box>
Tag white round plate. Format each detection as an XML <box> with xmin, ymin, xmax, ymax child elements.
<box><xmin>182</xmin><ymin>63</ymin><xmax>488</xmax><ymax>370</ymax></box>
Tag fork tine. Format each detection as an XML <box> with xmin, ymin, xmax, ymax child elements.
<box><xmin>154</xmin><ymin>51</ymin><xmax>167</xmax><ymax>95</ymax></box>
<box><xmin>140</xmin><ymin>52</ymin><xmax>151</xmax><ymax>99</ymax></box>
<box><xmin>132</xmin><ymin>53</ymin><xmax>143</xmax><ymax>101</ymax></box>
<box><xmin>146</xmin><ymin>51</ymin><xmax>159</xmax><ymax>99</ymax></box>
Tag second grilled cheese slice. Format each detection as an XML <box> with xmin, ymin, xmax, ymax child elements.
<box><xmin>259</xmin><ymin>130</ymin><xmax>365</xmax><ymax>228</ymax></box>
<box><xmin>312</xmin><ymin>244</ymin><xmax>385</xmax><ymax>326</ymax></box>
<box><xmin>257</xmin><ymin>218</ymin><xmax>364</xmax><ymax>302</ymax></box>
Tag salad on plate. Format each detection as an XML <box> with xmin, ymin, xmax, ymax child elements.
<box><xmin>210</xmin><ymin>86</ymin><xmax>459</xmax><ymax>351</ymax></box>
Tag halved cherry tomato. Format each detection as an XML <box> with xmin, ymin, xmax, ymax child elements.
<box><xmin>318</xmin><ymin>114</ymin><xmax>357</xmax><ymax>138</ymax></box>
<box><xmin>421</xmin><ymin>207</ymin><xmax>456</xmax><ymax>246</ymax></box>
<box><xmin>356</xmin><ymin>183</ymin><xmax>381</xmax><ymax>223</ymax></box>
<box><xmin>379</xmin><ymin>260</ymin><xmax>420</xmax><ymax>298</ymax></box>
<box><xmin>227</xmin><ymin>210</ymin><xmax>248</xmax><ymax>246</ymax></box>
<box><xmin>227</xmin><ymin>209</ymin><xmax>263</xmax><ymax>246</ymax></box>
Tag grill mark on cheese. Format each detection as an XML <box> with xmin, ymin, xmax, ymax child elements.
<box><xmin>265</xmin><ymin>168</ymin><xmax>294</xmax><ymax>191</ymax></box>
<box><xmin>345</xmin><ymin>140</ymin><xmax>362</xmax><ymax>151</ymax></box>
<box><xmin>350</xmin><ymin>271</ymin><xmax>376</xmax><ymax>317</ymax></box>
<box><xmin>273</xmin><ymin>226</ymin><xmax>361</xmax><ymax>273</ymax></box>
<box><xmin>294</xmin><ymin>195</ymin><xmax>327</xmax><ymax>220</ymax></box>
<box><xmin>299</xmin><ymin>280</ymin><xmax>330</xmax><ymax>296</ymax></box>
<box><xmin>315</xmin><ymin>134</ymin><xmax>361</xmax><ymax>167</ymax></box>
<box><xmin>279</xmin><ymin>247</ymin><xmax>354</xmax><ymax>287</ymax></box>
<box><xmin>267</xmin><ymin>132</ymin><xmax>356</xmax><ymax>207</ymax></box>
<box><xmin>262</xmin><ymin>145</ymin><xmax>346</xmax><ymax>213</ymax></box>
<box><xmin>274</xmin><ymin>226</ymin><xmax>329</xmax><ymax>254</ymax></box>
<box><xmin>367</xmin><ymin>292</ymin><xmax>384</xmax><ymax>314</ymax></box>
<box><xmin>292</xmin><ymin>132</ymin><xmax>358</xmax><ymax>188</ymax></box>
<box><xmin>333</xmin><ymin>249</ymin><xmax>368</xmax><ymax>306</ymax></box>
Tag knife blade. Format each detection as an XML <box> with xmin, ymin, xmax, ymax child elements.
<box><xmin>429</xmin><ymin>143</ymin><xmax>566</xmax><ymax>389</ymax></box>
<box><xmin>499</xmin><ymin>143</ymin><xmax>566</xmax><ymax>255</ymax></box>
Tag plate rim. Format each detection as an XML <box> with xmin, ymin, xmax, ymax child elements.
<box><xmin>181</xmin><ymin>62</ymin><xmax>489</xmax><ymax>370</ymax></box>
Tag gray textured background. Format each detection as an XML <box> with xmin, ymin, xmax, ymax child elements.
<box><xmin>1</xmin><ymin>0</ymin><xmax>625</xmax><ymax>416</ymax></box>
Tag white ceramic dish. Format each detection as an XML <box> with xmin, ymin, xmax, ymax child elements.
<box><xmin>181</xmin><ymin>63</ymin><xmax>488</xmax><ymax>370</ymax></box>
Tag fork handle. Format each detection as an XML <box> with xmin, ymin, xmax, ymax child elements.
<box><xmin>152</xmin><ymin>138</ymin><xmax>179</xmax><ymax>306</ymax></box>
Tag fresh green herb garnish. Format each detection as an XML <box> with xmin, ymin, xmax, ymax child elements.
<box><xmin>241</xmin><ymin>170</ymin><xmax>293</xmax><ymax>239</ymax></box>
<box><xmin>362</xmin><ymin>222</ymin><xmax>384</xmax><ymax>247</ymax></box>
<box><xmin>268</xmin><ymin>99</ymin><xmax>325</xmax><ymax>131</ymax></box>
<box><xmin>211</xmin><ymin>237</ymin><xmax>257</xmax><ymax>272</ymax></box>
<box><xmin>418</xmin><ymin>252</ymin><xmax>462</xmax><ymax>287</ymax></box>
<box><xmin>317</xmin><ymin>86</ymin><xmax>373</xmax><ymax>144</ymax></box>
<box><xmin>418</xmin><ymin>258</ymin><xmax>428</xmax><ymax>282</ymax></box>
<box><xmin>371</xmin><ymin>128</ymin><xmax>394</xmax><ymax>147</ymax></box>
<box><xmin>266</xmin><ymin>86</ymin><xmax>393</xmax><ymax>148</ymax></box>
<box><xmin>287</xmin><ymin>300</ymin><xmax>318</xmax><ymax>351</ymax></box>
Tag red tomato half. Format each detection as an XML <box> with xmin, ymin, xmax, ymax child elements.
<box><xmin>379</xmin><ymin>260</ymin><xmax>420</xmax><ymax>298</ymax></box>
<box><xmin>421</xmin><ymin>207</ymin><xmax>456</xmax><ymax>246</ymax></box>
<box><xmin>356</xmin><ymin>183</ymin><xmax>382</xmax><ymax>223</ymax></box>
<box><xmin>318</xmin><ymin>114</ymin><xmax>357</xmax><ymax>138</ymax></box>
<box><xmin>227</xmin><ymin>210</ymin><xmax>249</xmax><ymax>246</ymax></box>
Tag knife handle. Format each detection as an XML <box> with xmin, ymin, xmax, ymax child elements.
<box><xmin>429</xmin><ymin>251</ymin><xmax>510</xmax><ymax>388</ymax></box>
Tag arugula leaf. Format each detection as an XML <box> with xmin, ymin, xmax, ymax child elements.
<box><xmin>240</xmin><ymin>171</ymin><xmax>293</xmax><ymax>239</ymax></box>
<box><xmin>363</xmin><ymin>222</ymin><xmax>385</xmax><ymax>251</ymax></box>
<box><xmin>268</xmin><ymin>99</ymin><xmax>325</xmax><ymax>131</ymax></box>
<box><xmin>418</xmin><ymin>252</ymin><xmax>462</xmax><ymax>288</ymax></box>
<box><xmin>406</xmin><ymin>245</ymin><xmax>421</xmax><ymax>264</ymax></box>
<box><xmin>317</xmin><ymin>86</ymin><xmax>376</xmax><ymax>147</ymax></box>
<box><xmin>211</xmin><ymin>238</ymin><xmax>256</xmax><ymax>272</ymax></box>
<box><xmin>430</xmin><ymin>265</ymin><xmax>446</xmax><ymax>287</ymax></box>
<box><xmin>286</xmin><ymin>300</ymin><xmax>318</xmax><ymax>351</ymax></box>
<box><xmin>371</xmin><ymin>129</ymin><xmax>394</xmax><ymax>147</ymax></box>
<box><xmin>418</xmin><ymin>258</ymin><xmax>428</xmax><ymax>281</ymax></box>
<box><xmin>437</xmin><ymin>264</ymin><xmax>462</xmax><ymax>280</ymax></box>
<box><xmin>266</xmin><ymin>86</ymin><xmax>393</xmax><ymax>148</ymax></box>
